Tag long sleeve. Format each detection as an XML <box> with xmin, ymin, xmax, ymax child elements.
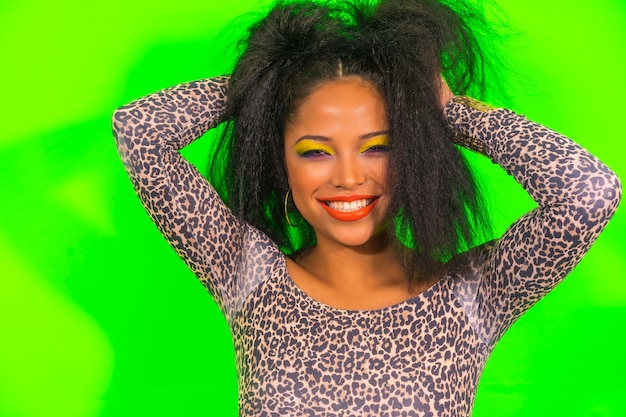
<box><xmin>112</xmin><ymin>76</ymin><xmax>282</xmax><ymax>321</ymax></box>
<box><xmin>445</xmin><ymin>97</ymin><xmax>622</xmax><ymax>347</ymax></box>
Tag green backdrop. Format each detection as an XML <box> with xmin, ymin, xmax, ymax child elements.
<box><xmin>0</xmin><ymin>1</ymin><xmax>624</xmax><ymax>416</ymax></box>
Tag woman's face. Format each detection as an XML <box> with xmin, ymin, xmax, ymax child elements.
<box><xmin>284</xmin><ymin>77</ymin><xmax>390</xmax><ymax>249</ymax></box>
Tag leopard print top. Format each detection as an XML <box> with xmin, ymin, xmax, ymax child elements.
<box><xmin>112</xmin><ymin>77</ymin><xmax>621</xmax><ymax>417</ymax></box>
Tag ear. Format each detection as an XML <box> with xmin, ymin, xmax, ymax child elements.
<box><xmin>283</xmin><ymin>153</ymin><xmax>292</xmax><ymax>188</ymax></box>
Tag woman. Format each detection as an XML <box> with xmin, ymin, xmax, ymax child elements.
<box><xmin>112</xmin><ymin>0</ymin><xmax>621</xmax><ymax>415</ymax></box>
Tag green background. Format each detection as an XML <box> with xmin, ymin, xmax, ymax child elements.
<box><xmin>0</xmin><ymin>1</ymin><xmax>624</xmax><ymax>416</ymax></box>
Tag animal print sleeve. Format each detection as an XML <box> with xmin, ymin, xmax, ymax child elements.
<box><xmin>444</xmin><ymin>96</ymin><xmax>622</xmax><ymax>347</ymax></box>
<box><xmin>112</xmin><ymin>77</ymin><xmax>282</xmax><ymax>321</ymax></box>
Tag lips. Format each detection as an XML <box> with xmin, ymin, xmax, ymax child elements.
<box><xmin>318</xmin><ymin>195</ymin><xmax>379</xmax><ymax>221</ymax></box>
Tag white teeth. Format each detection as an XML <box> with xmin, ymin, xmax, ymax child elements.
<box><xmin>326</xmin><ymin>199</ymin><xmax>373</xmax><ymax>212</ymax></box>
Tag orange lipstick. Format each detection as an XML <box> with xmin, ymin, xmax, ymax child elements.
<box><xmin>318</xmin><ymin>195</ymin><xmax>379</xmax><ymax>222</ymax></box>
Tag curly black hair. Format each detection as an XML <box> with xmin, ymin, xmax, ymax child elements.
<box><xmin>210</xmin><ymin>0</ymin><xmax>495</xmax><ymax>284</ymax></box>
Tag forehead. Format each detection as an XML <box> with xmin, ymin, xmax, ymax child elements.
<box><xmin>285</xmin><ymin>77</ymin><xmax>387</xmax><ymax>137</ymax></box>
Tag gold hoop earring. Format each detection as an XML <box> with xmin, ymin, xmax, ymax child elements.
<box><xmin>284</xmin><ymin>189</ymin><xmax>300</xmax><ymax>227</ymax></box>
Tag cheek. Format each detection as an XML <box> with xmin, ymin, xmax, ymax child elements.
<box><xmin>365</xmin><ymin>157</ymin><xmax>388</xmax><ymax>187</ymax></box>
<box><xmin>286</xmin><ymin>161</ymin><xmax>325</xmax><ymax>196</ymax></box>
<box><xmin>285</xmin><ymin>156</ymin><xmax>310</xmax><ymax>199</ymax></box>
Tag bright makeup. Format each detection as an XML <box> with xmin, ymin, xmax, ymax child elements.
<box><xmin>318</xmin><ymin>195</ymin><xmax>379</xmax><ymax>222</ymax></box>
<box><xmin>358</xmin><ymin>135</ymin><xmax>390</xmax><ymax>154</ymax></box>
<box><xmin>294</xmin><ymin>139</ymin><xmax>335</xmax><ymax>157</ymax></box>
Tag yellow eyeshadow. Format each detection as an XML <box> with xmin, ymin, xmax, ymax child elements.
<box><xmin>359</xmin><ymin>135</ymin><xmax>390</xmax><ymax>153</ymax></box>
<box><xmin>294</xmin><ymin>140</ymin><xmax>335</xmax><ymax>156</ymax></box>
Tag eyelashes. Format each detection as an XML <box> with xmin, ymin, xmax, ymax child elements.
<box><xmin>295</xmin><ymin>136</ymin><xmax>391</xmax><ymax>159</ymax></box>
<box><xmin>294</xmin><ymin>141</ymin><xmax>335</xmax><ymax>158</ymax></box>
<box><xmin>299</xmin><ymin>149</ymin><xmax>332</xmax><ymax>158</ymax></box>
<box><xmin>359</xmin><ymin>136</ymin><xmax>391</xmax><ymax>154</ymax></box>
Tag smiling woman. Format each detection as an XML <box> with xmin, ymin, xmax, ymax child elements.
<box><xmin>111</xmin><ymin>0</ymin><xmax>621</xmax><ymax>416</ymax></box>
<box><xmin>284</xmin><ymin>78</ymin><xmax>390</xmax><ymax>250</ymax></box>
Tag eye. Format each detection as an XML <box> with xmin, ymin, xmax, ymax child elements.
<box><xmin>294</xmin><ymin>140</ymin><xmax>335</xmax><ymax>159</ymax></box>
<box><xmin>299</xmin><ymin>148</ymin><xmax>332</xmax><ymax>159</ymax></box>
<box><xmin>360</xmin><ymin>135</ymin><xmax>391</xmax><ymax>155</ymax></box>
<box><xmin>361</xmin><ymin>144</ymin><xmax>391</xmax><ymax>154</ymax></box>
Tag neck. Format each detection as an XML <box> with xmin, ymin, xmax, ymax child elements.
<box><xmin>299</xmin><ymin>233</ymin><xmax>406</xmax><ymax>291</ymax></box>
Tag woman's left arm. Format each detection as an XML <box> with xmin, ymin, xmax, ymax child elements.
<box><xmin>445</xmin><ymin>97</ymin><xmax>622</xmax><ymax>345</ymax></box>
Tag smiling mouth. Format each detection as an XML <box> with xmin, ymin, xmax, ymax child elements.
<box><xmin>318</xmin><ymin>196</ymin><xmax>379</xmax><ymax>221</ymax></box>
<box><xmin>325</xmin><ymin>198</ymin><xmax>374</xmax><ymax>212</ymax></box>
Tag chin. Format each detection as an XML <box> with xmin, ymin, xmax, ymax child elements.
<box><xmin>329</xmin><ymin>227</ymin><xmax>388</xmax><ymax>250</ymax></box>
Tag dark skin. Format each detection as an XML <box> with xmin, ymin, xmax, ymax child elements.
<box><xmin>283</xmin><ymin>76</ymin><xmax>448</xmax><ymax>310</ymax></box>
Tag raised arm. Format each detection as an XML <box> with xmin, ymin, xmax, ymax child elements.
<box><xmin>112</xmin><ymin>76</ymin><xmax>281</xmax><ymax>320</ymax></box>
<box><xmin>445</xmin><ymin>96</ymin><xmax>622</xmax><ymax>347</ymax></box>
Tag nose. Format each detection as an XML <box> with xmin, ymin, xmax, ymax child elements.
<box><xmin>330</xmin><ymin>154</ymin><xmax>366</xmax><ymax>190</ymax></box>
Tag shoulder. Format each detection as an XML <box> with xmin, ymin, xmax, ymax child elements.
<box><xmin>446</xmin><ymin>240</ymin><xmax>498</xmax><ymax>280</ymax></box>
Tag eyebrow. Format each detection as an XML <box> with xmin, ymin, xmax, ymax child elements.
<box><xmin>294</xmin><ymin>130</ymin><xmax>389</xmax><ymax>143</ymax></box>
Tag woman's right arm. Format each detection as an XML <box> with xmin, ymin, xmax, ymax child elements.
<box><xmin>112</xmin><ymin>76</ymin><xmax>278</xmax><ymax>319</ymax></box>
